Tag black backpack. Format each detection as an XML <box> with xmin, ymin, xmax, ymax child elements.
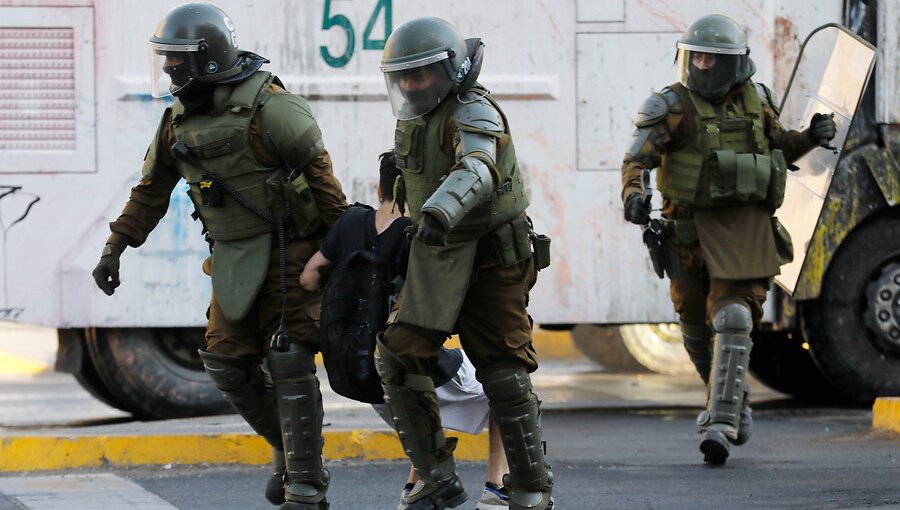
<box><xmin>319</xmin><ymin>207</ymin><xmax>405</xmax><ymax>404</ymax></box>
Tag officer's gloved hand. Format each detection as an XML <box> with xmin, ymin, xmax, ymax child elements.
<box><xmin>808</xmin><ymin>112</ymin><xmax>837</xmax><ymax>147</ymax></box>
<box><xmin>417</xmin><ymin>212</ymin><xmax>448</xmax><ymax>246</ymax></box>
<box><xmin>92</xmin><ymin>244</ymin><xmax>122</xmax><ymax>296</ymax></box>
<box><xmin>623</xmin><ymin>192</ymin><xmax>651</xmax><ymax>225</ymax></box>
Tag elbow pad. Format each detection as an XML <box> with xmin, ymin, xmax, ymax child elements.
<box><xmin>421</xmin><ymin>157</ymin><xmax>494</xmax><ymax>229</ymax></box>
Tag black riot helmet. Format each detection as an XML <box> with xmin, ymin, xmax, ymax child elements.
<box><xmin>675</xmin><ymin>14</ymin><xmax>755</xmax><ymax>100</ymax></box>
<box><xmin>380</xmin><ymin>17</ymin><xmax>473</xmax><ymax>120</ymax></box>
<box><xmin>149</xmin><ymin>3</ymin><xmax>242</xmax><ymax>98</ymax></box>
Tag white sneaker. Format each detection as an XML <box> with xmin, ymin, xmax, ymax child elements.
<box><xmin>475</xmin><ymin>481</ymin><xmax>509</xmax><ymax>510</ymax></box>
<box><xmin>397</xmin><ymin>482</ymin><xmax>415</xmax><ymax>510</ymax></box>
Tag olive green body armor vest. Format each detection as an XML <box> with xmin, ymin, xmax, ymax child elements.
<box><xmin>394</xmin><ymin>86</ymin><xmax>528</xmax><ymax>241</ymax></box>
<box><xmin>171</xmin><ymin>71</ymin><xmax>320</xmax><ymax>242</ymax></box>
<box><xmin>659</xmin><ymin>81</ymin><xmax>786</xmax><ymax>211</ymax></box>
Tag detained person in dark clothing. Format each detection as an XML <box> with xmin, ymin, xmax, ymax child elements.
<box><xmin>300</xmin><ymin>151</ymin><xmax>511</xmax><ymax>510</ymax></box>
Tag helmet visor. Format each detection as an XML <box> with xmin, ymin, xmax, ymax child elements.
<box><xmin>676</xmin><ymin>48</ymin><xmax>743</xmax><ymax>99</ymax></box>
<box><xmin>382</xmin><ymin>61</ymin><xmax>455</xmax><ymax>120</ymax></box>
<box><xmin>150</xmin><ymin>44</ymin><xmax>199</xmax><ymax>98</ymax></box>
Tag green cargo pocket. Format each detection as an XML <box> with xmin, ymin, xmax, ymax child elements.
<box><xmin>709</xmin><ymin>150</ymin><xmax>770</xmax><ymax>203</ymax></box>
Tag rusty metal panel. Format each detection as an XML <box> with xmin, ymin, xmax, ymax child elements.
<box><xmin>792</xmin><ymin>145</ymin><xmax>893</xmax><ymax>300</ymax></box>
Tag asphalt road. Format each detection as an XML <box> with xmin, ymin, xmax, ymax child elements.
<box><xmin>1</xmin><ymin>404</ymin><xmax>898</xmax><ymax>509</ymax></box>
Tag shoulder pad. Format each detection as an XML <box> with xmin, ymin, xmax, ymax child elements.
<box><xmin>754</xmin><ymin>82</ymin><xmax>780</xmax><ymax>115</ymax></box>
<box><xmin>260</xmin><ymin>93</ymin><xmax>323</xmax><ymax>168</ymax></box>
<box><xmin>635</xmin><ymin>90</ymin><xmax>680</xmax><ymax>127</ymax></box>
<box><xmin>455</xmin><ymin>97</ymin><xmax>504</xmax><ymax>133</ymax></box>
<box><xmin>660</xmin><ymin>87</ymin><xmax>683</xmax><ymax>113</ymax></box>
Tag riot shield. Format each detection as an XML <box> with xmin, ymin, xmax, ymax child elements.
<box><xmin>774</xmin><ymin>24</ymin><xmax>876</xmax><ymax>295</ymax></box>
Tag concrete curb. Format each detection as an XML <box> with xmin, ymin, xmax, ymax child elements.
<box><xmin>447</xmin><ymin>329</ymin><xmax>580</xmax><ymax>360</ymax></box>
<box><xmin>872</xmin><ymin>397</ymin><xmax>900</xmax><ymax>434</ymax></box>
<box><xmin>0</xmin><ymin>431</ymin><xmax>488</xmax><ymax>472</ymax></box>
<box><xmin>0</xmin><ymin>353</ymin><xmax>48</xmax><ymax>376</ymax></box>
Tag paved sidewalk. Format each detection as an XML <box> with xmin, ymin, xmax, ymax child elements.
<box><xmin>1</xmin><ymin>323</ymin><xmax>895</xmax><ymax>472</ymax></box>
<box><xmin>0</xmin><ymin>356</ymin><xmax>791</xmax><ymax>471</ymax></box>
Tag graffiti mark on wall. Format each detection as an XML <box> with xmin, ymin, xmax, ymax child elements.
<box><xmin>0</xmin><ymin>185</ymin><xmax>40</xmax><ymax>316</ymax></box>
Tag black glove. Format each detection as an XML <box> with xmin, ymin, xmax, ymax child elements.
<box><xmin>417</xmin><ymin>212</ymin><xmax>448</xmax><ymax>246</ymax></box>
<box><xmin>808</xmin><ymin>112</ymin><xmax>837</xmax><ymax>147</ymax></box>
<box><xmin>92</xmin><ymin>244</ymin><xmax>122</xmax><ymax>296</ymax></box>
<box><xmin>623</xmin><ymin>192</ymin><xmax>651</xmax><ymax>225</ymax></box>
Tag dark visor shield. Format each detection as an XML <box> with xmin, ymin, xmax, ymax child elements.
<box><xmin>150</xmin><ymin>41</ymin><xmax>200</xmax><ymax>98</ymax></box>
<box><xmin>773</xmin><ymin>24</ymin><xmax>876</xmax><ymax>296</ymax></box>
<box><xmin>676</xmin><ymin>49</ymin><xmax>743</xmax><ymax>99</ymax></box>
<box><xmin>382</xmin><ymin>57</ymin><xmax>455</xmax><ymax>120</ymax></box>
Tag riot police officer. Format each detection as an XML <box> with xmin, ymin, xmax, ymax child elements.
<box><xmin>91</xmin><ymin>4</ymin><xmax>347</xmax><ymax>508</ymax></box>
<box><xmin>375</xmin><ymin>17</ymin><xmax>554</xmax><ymax>510</ymax></box>
<box><xmin>621</xmin><ymin>14</ymin><xmax>836</xmax><ymax>465</ymax></box>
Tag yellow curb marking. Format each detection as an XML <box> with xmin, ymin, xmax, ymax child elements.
<box><xmin>873</xmin><ymin>397</ymin><xmax>900</xmax><ymax>434</ymax></box>
<box><xmin>0</xmin><ymin>353</ymin><xmax>47</xmax><ymax>376</ymax></box>
<box><xmin>0</xmin><ymin>431</ymin><xmax>488</xmax><ymax>472</ymax></box>
<box><xmin>445</xmin><ymin>328</ymin><xmax>578</xmax><ymax>360</ymax></box>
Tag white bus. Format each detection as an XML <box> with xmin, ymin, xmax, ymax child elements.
<box><xmin>1</xmin><ymin>0</ymin><xmax>896</xmax><ymax>417</ymax></box>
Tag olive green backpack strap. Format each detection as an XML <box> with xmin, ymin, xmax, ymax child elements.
<box><xmin>742</xmin><ymin>80</ymin><xmax>767</xmax><ymax>153</ymax></box>
<box><xmin>684</xmin><ymin>88</ymin><xmax>720</xmax><ymax>151</ymax></box>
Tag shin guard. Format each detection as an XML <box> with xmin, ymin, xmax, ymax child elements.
<box><xmin>374</xmin><ymin>337</ymin><xmax>466</xmax><ymax>509</ymax></box>
<box><xmin>267</xmin><ymin>343</ymin><xmax>329</xmax><ymax>506</ymax></box>
<box><xmin>706</xmin><ymin>303</ymin><xmax>753</xmax><ymax>441</ymax></box>
<box><xmin>480</xmin><ymin>364</ymin><xmax>553</xmax><ymax>510</ymax></box>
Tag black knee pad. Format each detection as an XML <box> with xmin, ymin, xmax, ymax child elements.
<box><xmin>479</xmin><ymin>363</ymin><xmax>533</xmax><ymax>406</ymax></box>
<box><xmin>266</xmin><ymin>341</ymin><xmax>316</xmax><ymax>381</ymax></box>
<box><xmin>198</xmin><ymin>350</ymin><xmax>259</xmax><ymax>391</ymax></box>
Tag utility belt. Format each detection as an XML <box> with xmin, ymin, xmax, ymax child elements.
<box><xmin>645</xmin><ymin>213</ymin><xmax>793</xmax><ymax>279</ymax></box>
<box><xmin>489</xmin><ymin>215</ymin><xmax>551</xmax><ymax>270</ymax></box>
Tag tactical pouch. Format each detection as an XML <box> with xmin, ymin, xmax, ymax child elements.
<box><xmin>531</xmin><ymin>233</ymin><xmax>551</xmax><ymax>271</ymax></box>
<box><xmin>765</xmin><ymin>149</ymin><xmax>788</xmax><ymax>213</ymax></box>
<box><xmin>198</xmin><ymin>175</ymin><xmax>224</xmax><ymax>207</ymax></box>
<box><xmin>393</xmin><ymin>119</ymin><xmax>425</xmax><ymax>173</ymax></box>
<box><xmin>491</xmin><ymin>216</ymin><xmax>532</xmax><ymax>267</ymax></box>
<box><xmin>709</xmin><ymin>150</ymin><xmax>771</xmax><ymax>203</ymax></box>
<box><xmin>285</xmin><ymin>172</ymin><xmax>322</xmax><ymax>238</ymax></box>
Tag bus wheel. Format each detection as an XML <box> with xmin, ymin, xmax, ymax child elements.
<box><xmin>80</xmin><ymin>327</ymin><xmax>231</xmax><ymax>419</ymax></box>
<box><xmin>618</xmin><ymin>323</ymin><xmax>695</xmax><ymax>375</ymax></box>
<box><xmin>571</xmin><ymin>324</ymin><xmax>647</xmax><ymax>372</ymax></box>
<box><xmin>800</xmin><ymin>215</ymin><xmax>900</xmax><ymax>403</ymax></box>
<box><xmin>748</xmin><ymin>328</ymin><xmax>838</xmax><ymax>401</ymax></box>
